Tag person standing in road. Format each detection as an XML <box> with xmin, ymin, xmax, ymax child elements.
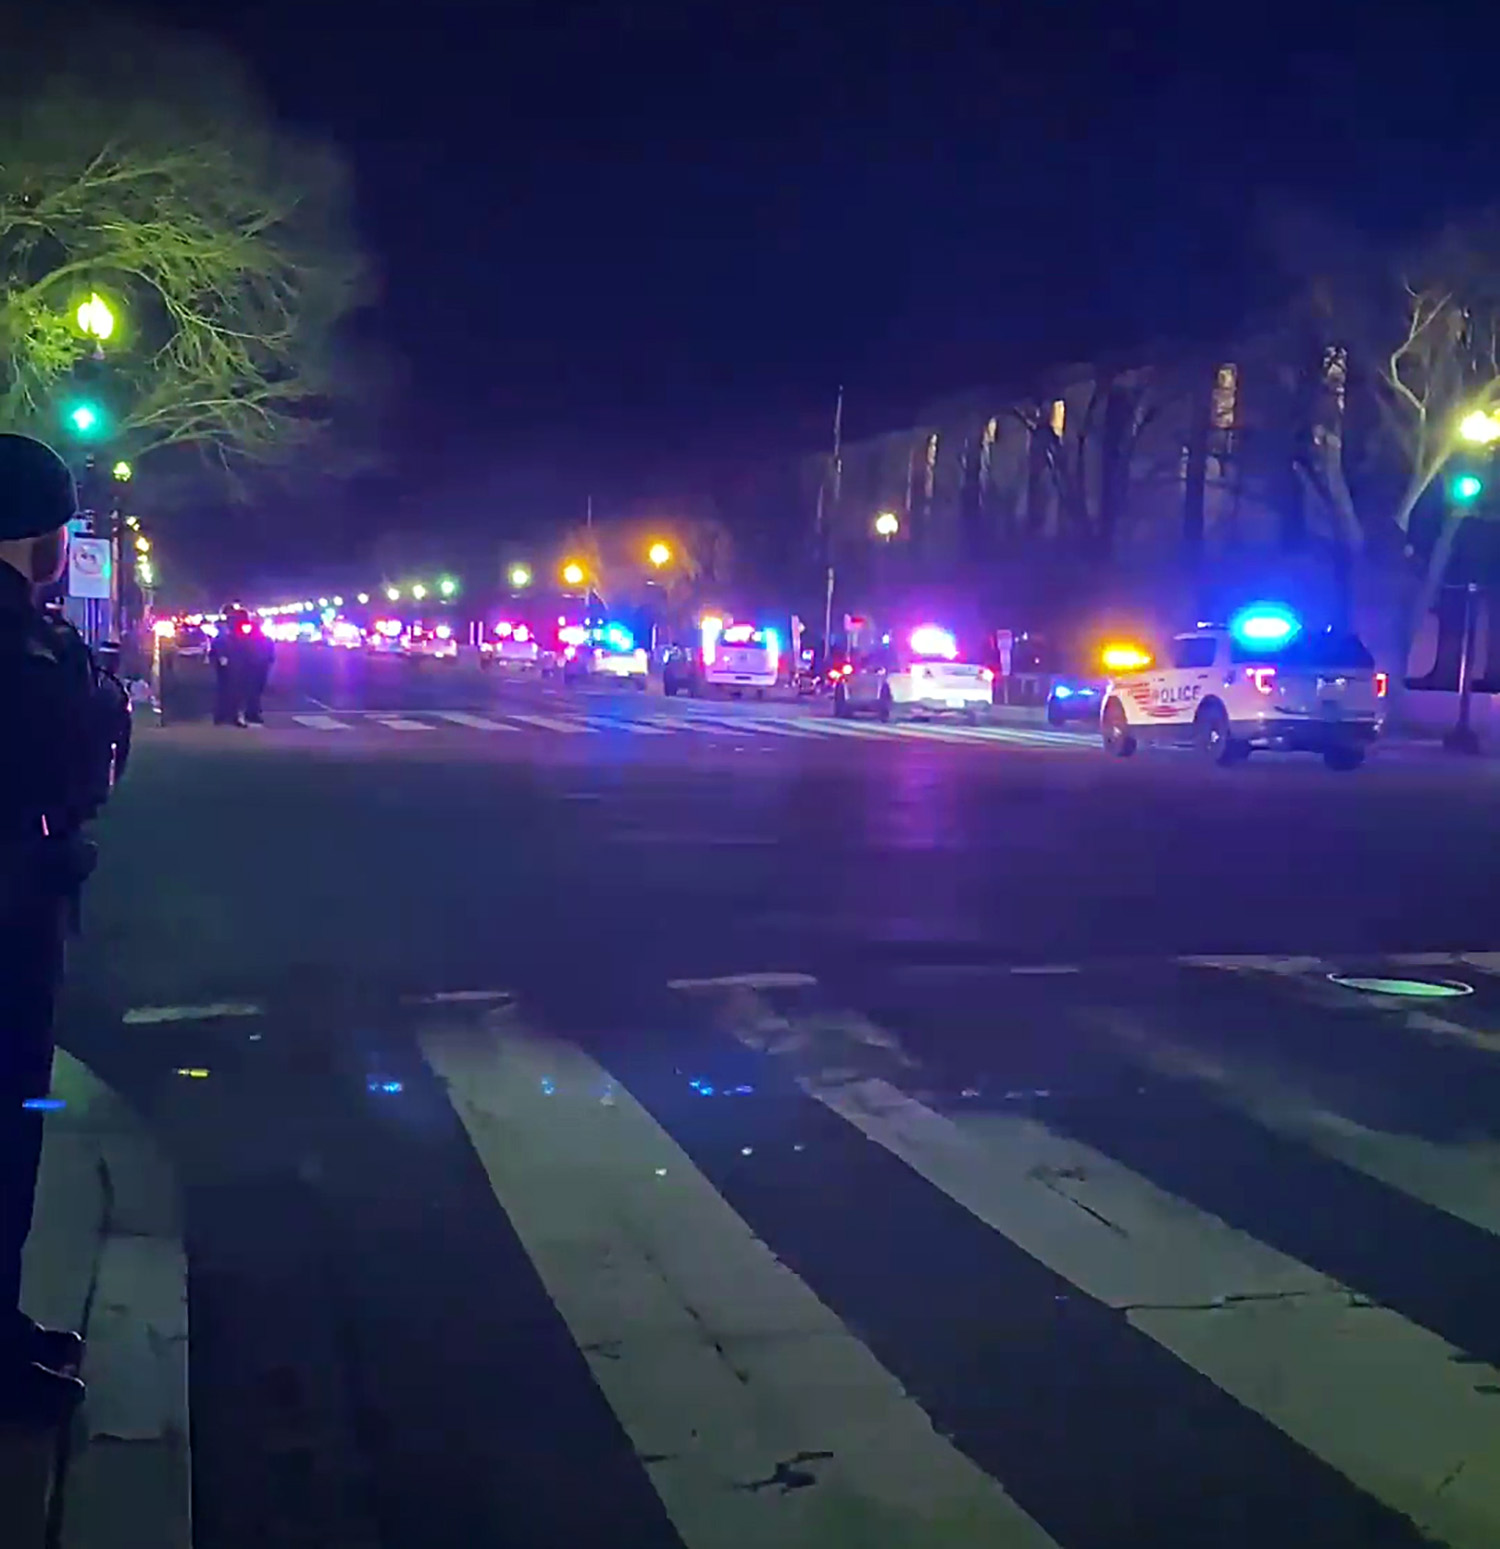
<box><xmin>212</xmin><ymin>601</ymin><xmax>257</xmax><ymax>726</ymax></box>
<box><xmin>0</xmin><ymin>434</ymin><xmax>130</xmax><ymax>1422</ymax></box>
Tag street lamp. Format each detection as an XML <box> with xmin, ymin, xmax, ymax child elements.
<box><xmin>385</xmin><ymin>586</ymin><xmax>401</xmax><ymax>602</ymax></box>
<box><xmin>648</xmin><ymin>541</ymin><xmax>672</xmax><ymax>568</ymax></box>
<box><xmin>1459</xmin><ymin>409</ymin><xmax>1500</xmax><ymax>446</ymax></box>
<box><xmin>76</xmin><ymin>293</ymin><xmax>116</xmax><ymax>345</ymax></box>
<box><xmin>561</xmin><ymin>561</ymin><xmax>585</xmax><ymax>588</ymax></box>
<box><xmin>411</xmin><ymin>582</ymin><xmax>428</xmax><ymax>601</ymax></box>
<box><xmin>438</xmin><ymin>576</ymin><xmax>458</xmax><ymax>597</ymax></box>
<box><xmin>874</xmin><ymin>511</ymin><xmax>900</xmax><ymax>539</ymax></box>
<box><xmin>509</xmin><ymin>563</ymin><xmax>533</xmax><ymax>590</ymax></box>
<box><xmin>357</xmin><ymin>592</ymin><xmax>370</xmax><ymax>605</ymax></box>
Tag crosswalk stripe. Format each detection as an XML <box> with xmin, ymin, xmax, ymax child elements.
<box><xmin>375</xmin><ymin>717</ymin><xmax>435</xmax><ymax>731</ymax></box>
<box><xmin>506</xmin><ymin>712</ymin><xmax>589</xmax><ymax>733</ymax></box>
<box><xmin>433</xmin><ymin>711</ymin><xmax>515</xmax><ymax>731</ymax></box>
<box><xmin>421</xmin><ymin>1021</ymin><xmax>1058</xmax><ymax>1549</ymax></box>
<box><xmin>291</xmin><ymin>713</ymin><xmax>352</xmax><ymax>730</ymax></box>
<box><xmin>695</xmin><ymin>984</ymin><xmax>1500</xmax><ymax>1548</ymax></box>
<box><xmin>1094</xmin><ymin>1006</ymin><xmax>1500</xmax><ymax>1242</ymax></box>
<box><xmin>582</xmin><ymin>717</ymin><xmax>670</xmax><ymax>735</ymax></box>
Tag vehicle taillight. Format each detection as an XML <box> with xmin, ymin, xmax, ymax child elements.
<box><xmin>1248</xmin><ymin>666</ymin><xmax>1277</xmax><ymax>694</ymax></box>
<box><xmin>980</xmin><ymin>666</ymin><xmax>994</xmax><ymax>682</ymax></box>
<box><xmin>1375</xmin><ymin>671</ymin><xmax>1389</xmax><ymax>698</ymax></box>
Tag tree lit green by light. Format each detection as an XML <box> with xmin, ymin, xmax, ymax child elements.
<box><xmin>1328</xmin><ymin>974</ymin><xmax>1474</xmax><ymax>998</ymax></box>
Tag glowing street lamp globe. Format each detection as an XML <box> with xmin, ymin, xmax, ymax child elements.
<box><xmin>76</xmin><ymin>293</ymin><xmax>116</xmax><ymax>343</ymax></box>
<box><xmin>647</xmin><ymin>541</ymin><xmax>672</xmax><ymax>568</ymax></box>
<box><xmin>509</xmin><ymin>564</ymin><xmax>533</xmax><ymax>589</ymax></box>
<box><xmin>873</xmin><ymin>511</ymin><xmax>900</xmax><ymax>538</ymax></box>
<box><xmin>1459</xmin><ymin>409</ymin><xmax>1500</xmax><ymax>446</ymax></box>
<box><xmin>561</xmin><ymin>561</ymin><xmax>585</xmax><ymax>587</ymax></box>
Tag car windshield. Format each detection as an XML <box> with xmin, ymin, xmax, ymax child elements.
<box><xmin>1231</xmin><ymin>630</ymin><xmax>1374</xmax><ymax>668</ymax></box>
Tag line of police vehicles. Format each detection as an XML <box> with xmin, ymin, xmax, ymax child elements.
<box><xmin>158</xmin><ymin>596</ymin><xmax>1386</xmax><ymax>767</ymax></box>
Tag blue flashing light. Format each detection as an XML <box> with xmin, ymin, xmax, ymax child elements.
<box><xmin>602</xmin><ymin>622</ymin><xmax>635</xmax><ymax>652</ymax></box>
<box><xmin>1229</xmin><ymin>602</ymin><xmax>1301</xmax><ymax>650</ymax></box>
<box><xmin>1053</xmin><ymin>684</ymin><xmax>1073</xmax><ymax>699</ymax></box>
<box><xmin>541</xmin><ymin>1077</ymin><xmax>556</xmax><ymax>1096</ymax></box>
<box><xmin>21</xmin><ymin>1097</ymin><xmax>65</xmax><ymax>1112</ymax></box>
<box><xmin>366</xmin><ymin>1077</ymin><xmax>404</xmax><ymax>1096</ymax></box>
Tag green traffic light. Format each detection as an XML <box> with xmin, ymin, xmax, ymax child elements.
<box><xmin>1452</xmin><ymin>472</ymin><xmax>1484</xmax><ymax>503</ymax></box>
<box><xmin>66</xmin><ymin>402</ymin><xmax>103</xmax><ymax>436</ymax></box>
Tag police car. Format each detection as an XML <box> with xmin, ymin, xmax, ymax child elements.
<box><xmin>1098</xmin><ymin>605</ymin><xmax>1385</xmax><ymax>769</ymax></box>
<box><xmin>561</xmin><ymin>621</ymin><xmax>649</xmax><ymax>688</ymax></box>
<box><xmin>833</xmin><ymin>624</ymin><xmax>993</xmax><ymax>723</ymax></box>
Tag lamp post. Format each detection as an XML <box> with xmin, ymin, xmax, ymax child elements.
<box><xmin>508</xmin><ymin>563</ymin><xmax>533</xmax><ymax>591</ymax></box>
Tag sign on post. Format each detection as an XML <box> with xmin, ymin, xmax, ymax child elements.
<box><xmin>68</xmin><ymin>536</ymin><xmax>113</xmax><ymax>600</ymax></box>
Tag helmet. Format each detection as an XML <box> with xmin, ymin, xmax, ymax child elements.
<box><xmin>0</xmin><ymin>435</ymin><xmax>78</xmax><ymax>541</ymax></box>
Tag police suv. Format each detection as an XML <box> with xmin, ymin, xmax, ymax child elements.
<box><xmin>1099</xmin><ymin>606</ymin><xmax>1386</xmax><ymax>769</ymax></box>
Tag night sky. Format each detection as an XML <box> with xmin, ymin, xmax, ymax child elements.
<box><xmin>134</xmin><ymin>0</ymin><xmax>1500</xmax><ymax>565</ymax></box>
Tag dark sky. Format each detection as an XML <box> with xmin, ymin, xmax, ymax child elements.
<box><xmin>138</xmin><ymin>0</ymin><xmax>1500</xmax><ymax>532</ymax></box>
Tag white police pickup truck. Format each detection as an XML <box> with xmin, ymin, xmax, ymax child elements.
<box><xmin>1099</xmin><ymin>606</ymin><xmax>1386</xmax><ymax>770</ymax></box>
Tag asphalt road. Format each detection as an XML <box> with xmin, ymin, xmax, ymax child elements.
<box><xmin>57</xmin><ymin>646</ymin><xmax>1500</xmax><ymax>1548</ymax></box>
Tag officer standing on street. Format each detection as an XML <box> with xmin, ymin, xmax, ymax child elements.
<box><xmin>0</xmin><ymin>434</ymin><xmax>130</xmax><ymax>1422</ymax></box>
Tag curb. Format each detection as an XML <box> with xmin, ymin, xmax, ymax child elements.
<box><xmin>18</xmin><ymin>1050</ymin><xmax>190</xmax><ymax>1549</ymax></box>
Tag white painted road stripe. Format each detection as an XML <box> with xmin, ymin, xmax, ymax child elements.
<box><xmin>422</xmin><ymin>1021</ymin><xmax>1059</xmax><ymax>1549</ymax></box>
<box><xmin>434</xmin><ymin>712</ymin><xmax>515</xmax><ymax>731</ymax></box>
<box><xmin>699</xmin><ymin>985</ymin><xmax>1500</xmax><ymax>1548</ymax></box>
<box><xmin>123</xmin><ymin>1002</ymin><xmax>263</xmax><ymax>1025</ymax></box>
<box><xmin>506</xmin><ymin>712</ymin><xmax>589</xmax><ymax>733</ymax></box>
<box><xmin>583</xmin><ymin>717</ymin><xmax>670</xmax><ymax>734</ymax></box>
<box><xmin>291</xmin><ymin>713</ymin><xmax>352</xmax><ymax>731</ymax></box>
<box><xmin>1094</xmin><ymin>1007</ymin><xmax>1500</xmax><ymax>1242</ymax></box>
<box><xmin>376</xmin><ymin>717</ymin><xmax>435</xmax><ymax>731</ymax></box>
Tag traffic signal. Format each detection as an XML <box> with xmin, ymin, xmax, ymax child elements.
<box><xmin>1451</xmin><ymin>471</ymin><xmax>1485</xmax><ymax>504</ymax></box>
<box><xmin>64</xmin><ymin>400</ymin><xmax>105</xmax><ymax>438</ymax></box>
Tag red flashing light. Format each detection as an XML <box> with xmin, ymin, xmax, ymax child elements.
<box><xmin>1375</xmin><ymin>671</ymin><xmax>1389</xmax><ymax>698</ymax></box>
<box><xmin>1248</xmin><ymin>666</ymin><xmax>1276</xmax><ymax>694</ymax></box>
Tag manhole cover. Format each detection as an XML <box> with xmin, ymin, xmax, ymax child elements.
<box><xmin>1327</xmin><ymin>974</ymin><xmax>1474</xmax><ymax>999</ymax></box>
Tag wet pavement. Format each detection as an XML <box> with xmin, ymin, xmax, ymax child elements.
<box><xmin>50</xmin><ymin>653</ymin><xmax>1500</xmax><ymax>1547</ymax></box>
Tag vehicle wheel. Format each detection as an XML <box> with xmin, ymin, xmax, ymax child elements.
<box><xmin>1101</xmin><ymin>701</ymin><xmax>1137</xmax><ymax>758</ymax></box>
<box><xmin>1324</xmin><ymin>745</ymin><xmax>1365</xmax><ymax>771</ymax></box>
<box><xmin>963</xmin><ymin>709</ymin><xmax>980</xmax><ymax>726</ymax></box>
<box><xmin>833</xmin><ymin>683</ymin><xmax>852</xmax><ymax>719</ymax></box>
<box><xmin>1194</xmin><ymin>701</ymin><xmax>1239</xmax><ymax>765</ymax></box>
<box><xmin>1046</xmin><ymin>699</ymin><xmax>1065</xmax><ymax>727</ymax></box>
<box><xmin>877</xmin><ymin>688</ymin><xmax>894</xmax><ymax>723</ymax></box>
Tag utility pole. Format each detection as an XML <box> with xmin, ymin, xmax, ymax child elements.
<box><xmin>814</xmin><ymin>385</ymin><xmax>844</xmax><ymax>653</ymax></box>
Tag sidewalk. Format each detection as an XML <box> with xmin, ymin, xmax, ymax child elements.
<box><xmin>1</xmin><ymin>1051</ymin><xmax>190</xmax><ymax>1549</ymax></box>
